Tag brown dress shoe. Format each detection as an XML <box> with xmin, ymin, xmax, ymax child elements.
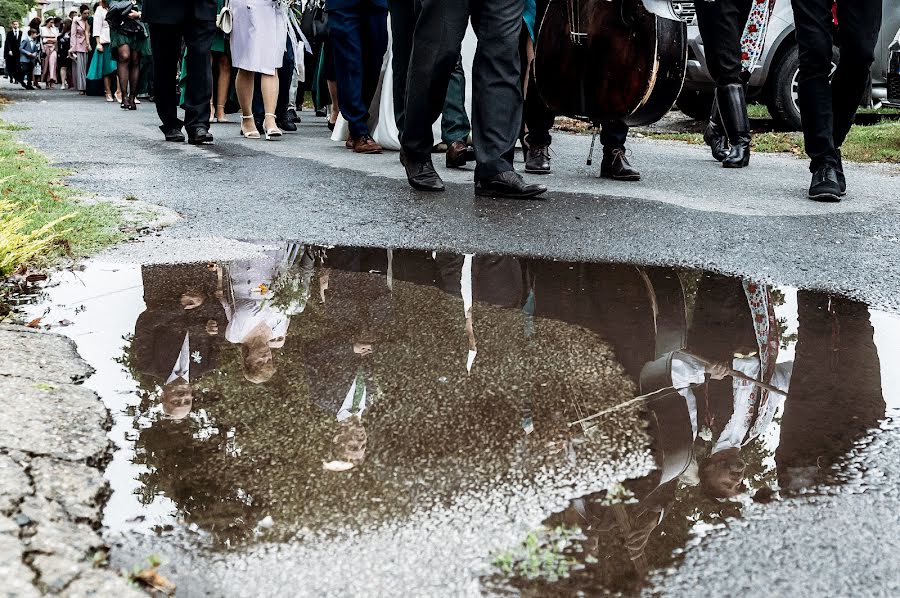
<box><xmin>353</xmin><ymin>135</ymin><xmax>383</xmax><ymax>154</ymax></box>
<box><xmin>346</xmin><ymin>137</ymin><xmax>354</xmax><ymax>149</ymax></box>
<box><xmin>446</xmin><ymin>140</ymin><xmax>475</xmax><ymax>168</ymax></box>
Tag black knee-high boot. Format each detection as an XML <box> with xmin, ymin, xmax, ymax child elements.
<box><xmin>718</xmin><ymin>84</ymin><xmax>751</xmax><ymax>168</ymax></box>
<box><xmin>703</xmin><ymin>96</ymin><xmax>729</xmax><ymax>162</ymax></box>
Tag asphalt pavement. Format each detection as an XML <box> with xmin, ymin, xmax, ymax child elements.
<box><xmin>4</xmin><ymin>83</ymin><xmax>900</xmax><ymax>597</ymax></box>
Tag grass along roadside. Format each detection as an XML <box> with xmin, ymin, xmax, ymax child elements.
<box><xmin>0</xmin><ymin>119</ymin><xmax>122</xmax><ymax>279</ymax></box>
<box><xmin>646</xmin><ymin>121</ymin><xmax>900</xmax><ymax>164</ymax></box>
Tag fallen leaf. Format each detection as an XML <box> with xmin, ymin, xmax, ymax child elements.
<box><xmin>133</xmin><ymin>567</ymin><xmax>176</xmax><ymax>595</ymax></box>
<box><xmin>26</xmin><ymin>317</ymin><xmax>42</xmax><ymax>328</ymax></box>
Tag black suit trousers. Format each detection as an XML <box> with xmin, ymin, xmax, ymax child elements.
<box><xmin>402</xmin><ymin>0</ymin><xmax>523</xmax><ymax>179</ymax></box>
<box><xmin>694</xmin><ymin>0</ymin><xmax>752</xmax><ymax>87</ymax></box>
<box><xmin>149</xmin><ymin>20</ymin><xmax>216</xmax><ymax>132</ymax></box>
<box><xmin>791</xmin><ymin>0</ymin><xmax>881</xmax><ymax>171</ymax></box>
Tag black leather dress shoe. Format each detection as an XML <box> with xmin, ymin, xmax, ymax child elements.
<box><xmin>187</xmin><ymin>128</ymin><xmax>214</xmax><ymax>145</ymax></box>
<box><xmin>405</xmin><ymin>159</ymin><xmax>445</xmax><ymax>192</ymax></box>
<box><xmin>277</xmin><ymin>117</ymin><xmax>297</xmax><ymax>132</ymax></box>
<box><xmin>600</xmin><ymin>148</ymin><xmax>641</xmax><ymax>181</ymax></box>
<box><xmin>160</xmin><ymin>125</ymin><xmax>185</xmax><ymax>143</ymax></box>
<box><xmin>524</xmin><ymin>145</ymin><xmax>551</xmax><ymax>174</ymax></box>
<box><xmin>836</xmin><ymin>151</ymin><xmax>846</xmax><ymax>195</ymax></box>
<box><xmin>808</xmin><ymin>164</ymin><xmax>842</xmax><ymax>202</ymax></box>
<box><xmin>446</xmin><ymin>140</ymin><xmax>475</xmax><ymax>169</ymax></box>
<box><xmin>287</xmin><ymin>108</ymin><xmax>302</xmax><ymax>123</ymax></box>
<box><xmin>475</xmin><ymin>170</ymin><xmax>547</xmax><ymax>199</ymax></box>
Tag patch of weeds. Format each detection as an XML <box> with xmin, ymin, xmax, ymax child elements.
<box><xmin>123</xmin><ymin>193</ymin><xmax>138</xmax><ymax>202</ymax></box>
<box><xmin>491</xmin><ymin>525</ymin><xmax>580</xmax><ymax>582</ymax></box>
<box><xmin>0</xmin><ymin>120</ymin><xmax>123</xmax><ymax>278</ymax></box>
<box><xmin>0</xmin><ymin>121</ymin><xmax>29</xmax><ymax>132</ymax></box>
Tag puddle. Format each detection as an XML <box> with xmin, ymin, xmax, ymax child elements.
<box><xmin>12</xmin><ymin>245</ymin><xmax>900</xmax><ymax>596</ymax></box>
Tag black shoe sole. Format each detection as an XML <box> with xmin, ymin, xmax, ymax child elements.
<box><xmin>524</xmin><ymin>167</ymin><xmax>551</xmax><ymax>175</ymax></box>
<box><xmin>408</xmin><ymin>180</ymin><xmax>445</xmax><ymax>192</ymax></box>
<box><xmin>808</xmin><ymin>191</ymin><xmax>841</xmax><ymax>203</ymax></box>
<box><xmin>165</xmin><ymin>136</ymin><xmax>185</xmax><ymax>142</ymax></box>
<box><xmin>474</xmin><ymin>187</ymin><xmax>547</xmax><ymax>200</ymax></box>
<box><xmin>600</xmin><ymin>172</ymin><xmax>641</xmax><ymax>181</ymax></box>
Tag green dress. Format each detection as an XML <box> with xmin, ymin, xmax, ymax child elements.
<box><xmin>109</xmin><ymin>0</ymin><xmax>151</xmax><ymax>55</ymax></box>
<box><xmin>211</xmin><ymin>0</ymin><xmax>227</xmax><ymax>54</ymax></box>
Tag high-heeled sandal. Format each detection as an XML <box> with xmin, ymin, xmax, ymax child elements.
<box><xmin>263</xmin><ymin>113</ymin><xmax>282</xmax><ymax>141</ymax></box>
<box><xmin>240</xmin><ymin>115</ymin><xmax>260</xmax><ymax>139</ymax></box>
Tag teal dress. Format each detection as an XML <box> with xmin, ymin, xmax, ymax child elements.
<box><xmin>109</xmin><ymin>0</ymin><xmax>150</xmax><ymax>54</ymax></box>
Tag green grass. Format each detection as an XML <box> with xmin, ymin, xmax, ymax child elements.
<box><xmin>647</xmin><ymin>121</ymin><xmax>900</xmax><ymax>163</ymax></box>
<box><xmin>0</xmin><ymin>121</ymin><xmax>122</xmax><ymax>278</ymax></box>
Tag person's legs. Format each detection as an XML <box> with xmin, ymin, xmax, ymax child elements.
<box><xmin>116</xmin><ymin>43</ymin><xmax>132</xmax><ymax>106</ymax></box>
<box><xmin>236</xmin><ymin>68</ymin><xmax>259</xmax><ymax>137</ymax></box>
<box><xmin>183</xmin><ymin>17</ymin><xmax>216</xmax><ymax>132</ymax></box>
<box><xmin>791</xmin><ymin>0</ymin><xmax>839</xmax><ymax>172</ymax></box>
<box><xmin>275</xmin><ymin>39</ymin><xmax>294</xmax><ymax>124</ymax></box>
<box><xmin>329</xmin><ymin>7</ymin><xmax>368</xmax><ymax>139</ymax></box>
<box><xmin>361</xmin><ymin>3</ymin><xmax>388</xmax><ymax>116</ymax></box>
<box><xmin>469</xmin><ymin>0</ymin><xmax>523</xmax><ymax>180</ymax></box>
<box><xmin>523</xmin><ymin>55</ymin><xmax>556</xmax><ymax>173</ymax></box>
<box><xmin>261</xmin><ymin>72</ymin><xmax>280</xmax><ymax>136</ymax></box>
<box><xmin>598</xmin><ymin>119</ymin><xmax>640</xmax><ymax>181</ymax></box>
<box><xmin>128</xmin><ymin>49</ymin><xmax>141</xmax><ymax>106</ymax></box>
<box><xmin>387</xmin><ymin>0</ymin><xmax>414</xmax><ymax>132</ymax></box>
<box><xmin>214</xmin><ymin>53</ymin><xmax>232</xmax><ymax>121</ymax></box>
<box><xmin>441</xmin><ymin>56</ymin><xmax>470</xmax><ymax>145</ymax></box>
<box><xmin>402</xmin><ymin>0</ymin><xmax>469</xmax><ymax>163</ymax></box>
<box><xmin>831</xmin><ymin>0</ymin><xmax>882</xmax><ymax>152</ymax></box>
<box><xmin>149</xmin><ymin>24</ymin><xmax>182</xmax><ymax>127</ymax></box>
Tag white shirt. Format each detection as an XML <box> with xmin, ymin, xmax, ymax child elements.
<box><xmin>337</xmin><ymin>374</ymin><xmax>368</xmax><ymax>422</ymax></box>
<box><xmin>165</xmin><ymin>332</ymin><xmax>192</xmax><ymax>385</ymax></box>
<box><xmin>671</xmin><ymin>352</ymin><xmax>793</xmax><ymax>452</ymax></box>
<box><xmin>93</xmin><ymin>6</ymin><xmax>111</xmax><ymax>44</ymax></box>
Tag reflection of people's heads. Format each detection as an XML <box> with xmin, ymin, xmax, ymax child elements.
<box><xmin>241</xmin><ymin>342</ymin><xmax>275</xmax><ymax>384</ymax></box>
<box><xmin>323</xmin><ymin>418</ymin><xmax>368</xmax><ymax>472</ymax></box>
<box><xmin>699</xmin><ymin>448</ymin><xmax>746</xmax><ymax>499</ymax></box>
<box><xmin>161</xmin><ymin>380</ymin><xmax>193</xmax><ymax>420</ymax></box>
<box><xmin>180</xmin><ymin>290</ymin><xmax>206</xmax><ymax>310</ymax></box>
<box><xmin>352</xmin><ymin>342</ymin><xmax>374</xmax><ymax>356</ymax></box>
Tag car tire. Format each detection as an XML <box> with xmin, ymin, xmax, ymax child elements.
<box><xmin>675</xmin><ymin>89</ymin><xmax>715</xmax><ymax>122</ymax></box>
<box><xmin>766</xmin><ymin>45</ymin><xmax>804</xmax><ymax>131</ymax></box>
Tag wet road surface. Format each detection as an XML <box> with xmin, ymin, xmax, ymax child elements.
<box><xmin>13</xmin><ymin>245</ymin><xmax>900</xmax><ymax>596</ymax></box>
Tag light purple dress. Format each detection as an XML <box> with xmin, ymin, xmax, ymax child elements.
<box><xmin>230</xmin><ymin>0</ymin><xmax>287</xmax><ymax>75</ymax></box>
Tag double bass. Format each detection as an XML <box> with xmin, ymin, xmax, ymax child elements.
<box><xmin>533</xmin><ymin>0</ymin><xmax>688</xmax><ymax>127</ymax></box>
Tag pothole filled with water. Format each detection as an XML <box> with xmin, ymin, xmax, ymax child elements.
<box><xmin>10</xmin><ymin>245</ymin><xmax>900</xmax><ymax>596</ymax></box>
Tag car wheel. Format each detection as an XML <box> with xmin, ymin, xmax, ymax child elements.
<box><xmin>675</xmin><ymin>89</ymin><xmax>715</xmax><ymax>122</ymax></box>
<box><xmin>767</xmin><ymin>44</ymin><xmax>839</xmax><ymax>131</ymax></box>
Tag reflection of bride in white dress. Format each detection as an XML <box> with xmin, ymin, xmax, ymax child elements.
<box><xmin>331</xmin><ymin>20</ymin><xmax>478</xmax><ymax>151</ymax></box>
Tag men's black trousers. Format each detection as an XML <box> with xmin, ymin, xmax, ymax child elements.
<box><xmin>402</xmin><ymin>0</ymin><xmax>523</xmax><ymax>179</ymax></box>
<box><xmin>791</xmin><ymin>0</ymin><xmax>881</xmax><ymax>171</ymax></box>
<box><xmin>149</xmin><ymin>20</ymin><xmax>216</xmax><ymax>133</ymax></box>
<box><xmin>694</xmin><ymin>0</ymin><xmax>752</xmax><ymax>87</ymax></box>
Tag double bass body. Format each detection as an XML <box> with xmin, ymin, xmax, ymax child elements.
<box><xmin>534</xmin><ymin>0</ymin><xmax>688</xmax><ymax>127</ymax></box>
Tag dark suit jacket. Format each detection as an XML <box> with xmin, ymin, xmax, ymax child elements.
<box><xmin>326</xmin><ymin>0</ymin><xmax>388</xmax><ymax>11</ymax></box>
<box><xmin>143</xmin><ymin>0</ymin><xmax>217</xmax><ymax>24</ymax></box>
<box><xmin>4</xmin><ymin>29</ymin><xmax>22</xmax><ymax>59</ymax></box>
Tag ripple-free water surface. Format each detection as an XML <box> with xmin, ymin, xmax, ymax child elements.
<box><xmin>14</xmin><ymin>245</ymin><xmax>900</xmax><ymax>596</ymax></box>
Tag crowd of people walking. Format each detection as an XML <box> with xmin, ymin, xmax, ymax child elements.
<box><xmin>2</xmin><ymin>0</ymin><xmax>883</xmax><ymax>203</ymax></box>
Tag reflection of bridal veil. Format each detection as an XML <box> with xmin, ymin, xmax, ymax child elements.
<box><xmin>331</xmin><ymin>17</ymin><xmax>477</xmax><ymax>150</ymax></box>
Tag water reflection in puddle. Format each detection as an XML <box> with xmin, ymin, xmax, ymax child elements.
<box><xmin>15</xmin><ymin>245</ymin><xmax>900</xmax><ymax>596</ymax></box>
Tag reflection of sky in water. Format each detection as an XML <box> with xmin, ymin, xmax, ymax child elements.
<box><xmin>18</xmin><ymin>262</ymin><xmax>900</xmax><ymax>548</ymax></box>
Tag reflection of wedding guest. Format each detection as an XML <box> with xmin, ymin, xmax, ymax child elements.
<box><xmin>133</xmin><ymin>265</ymin><xmax>227</xmax><ymax>420</ymax></box>
<box><xmin>219</xmin><ymin>244</ymin><xmax>310</xmax><ymax>383</ymax></box>
<box><xmin>667</xmin><ymin>273</ymin><xmax>793</xmax><ymax>498</ymax></box>
<box><xmin>776</xmin><ymin>292</ymin><xmax>885</xmax><ymax>490</ymax></box>
<box><xmin>307</xmin><ymin>247</ymin><xmax>392</xmax><ymax>471</ymax></box>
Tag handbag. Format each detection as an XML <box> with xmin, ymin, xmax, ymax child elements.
<box><xmin>216</xmin><ymin>0</ymin><xmax>233</xmax><ymax>34</ymax></box>
<box><xmin>299</xmin><ymin>0</ymin><xmax>328</xmax><ymax>44</ymax></box>
<box><xmin>106</xmin><ymin>0</ymin><xmax>147</xmax><ymax>38</ymax></box>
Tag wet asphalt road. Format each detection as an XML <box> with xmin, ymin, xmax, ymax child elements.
<box><xmin>4</xmin><ymin>83</ymin><xmax>900</xmax><ymax>313</ymax></box>
<box><xmin>5</xmin><ymin>83</ymin><xmax>900</xmax><ymax>596</ymax></box>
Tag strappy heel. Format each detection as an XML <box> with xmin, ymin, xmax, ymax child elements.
<box><xmin>240</xmin><ymin>114</ymin><xmax>260</xmax><ymax>139</ymax></box>
<box><xmin>264</xmin><ymin>113</ymin><xmax>282</xmax><ymax>141</ymax></box>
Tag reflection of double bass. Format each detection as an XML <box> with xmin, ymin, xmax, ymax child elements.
<box><xmin>534</xmin><ymin>0</ymin><xmax>687</xmax><ymax>126</ymax></box>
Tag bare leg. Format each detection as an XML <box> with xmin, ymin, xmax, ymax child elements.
<box><xmin>236</xmin><ymin>68</ymin><xmax>257</xmax><ymax>136</ymax></box>
<box><xmin>261</xmin><ymin>72</ymin><xmax>280</xmax><ymax>132</ymax></box>
<box><xmin>103</xmin><ymin>74</ymin><xmax>112</xmax><ymax>98</ymax></box>
<box><xmin>215</xmin><ymin>53</ymin><xmax>231</xmax><ymax>121</ymax></box>
<box><xmin>327</xmin><ymin>79</ymin><xmax>339</xmax><ymax>125</ymax></box>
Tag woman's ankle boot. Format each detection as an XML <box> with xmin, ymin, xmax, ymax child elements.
<box><xmin>703</xmin><ymin>96</ymin><xmax>729</xmax><ymax>162</ymax></box>
<box><xmin>719</xmin><ymin>84</ymin><xmax>751</xmax><ymax>169</ymax></box>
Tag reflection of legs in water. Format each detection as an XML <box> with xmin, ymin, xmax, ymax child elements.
<box><xmin>776</xmin><ymin>292</ymin><xmax>885</xmax><ymax>489</ymax></box>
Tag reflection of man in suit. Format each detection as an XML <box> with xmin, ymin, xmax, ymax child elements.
<box><xmin>133</xmin><ymin>264</ymin><xmax>227</xmax><ymax>419</ymax></box>
<box><xmin>776</xmin><ymin>292</ymin><xmax>885</xmax><ymax>490</ymax></box>
<box><xmin>307</xmin><ymin>248</ymin><xmax>392</xmax><ymax>471</ymax></box>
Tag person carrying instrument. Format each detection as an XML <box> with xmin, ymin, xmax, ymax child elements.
<box><xmin>791</xmin><ymin>0</ymin><xmax>882</xmax><ymax>202</ymax></box>
<box><xmin>400</xmin><ymin>0</ymin><xmax>547</xmax><ymax>199</ymax></box>
<box><xmin>694</xmin><ymin>0</ymin><xmax>771</xmax><ymax>169</ymax></box>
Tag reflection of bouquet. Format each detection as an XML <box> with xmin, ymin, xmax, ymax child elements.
<box><xmin>263</xmin><ymin>248</ymin><xmax>315</xmax><ymax>315</ymax></box>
